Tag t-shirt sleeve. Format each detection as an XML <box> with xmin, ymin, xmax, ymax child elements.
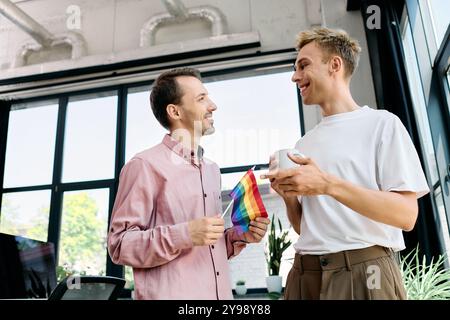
<box><xmin>376</xmin><ymin>115</ymin><xmax>430</xmax><ymax>198</ymax></box>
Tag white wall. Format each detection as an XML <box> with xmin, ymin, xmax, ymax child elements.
<box><xmin>302</xmin><ymin>0</ymin><xmax>378</xmax><ymax>130</ymax></box>
<box><xmin>226</xmin><ymin>191</ymin><xmax>297</xmax><ymax>289</ymax></box>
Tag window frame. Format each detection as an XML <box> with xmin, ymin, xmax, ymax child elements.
<box><xmin>359</xmin><ymin>0</ymin><xmax>449</xmax><ymax>260</ymax></box>
<box><xmin>432</xmin><ymin>23</ymin><xmax>450</xmax><ymax>245</ymax></box>
<box><xmin>400</xmin><ymin>2</ymin><xmax>450</xmax><ymax>256</ymax></box>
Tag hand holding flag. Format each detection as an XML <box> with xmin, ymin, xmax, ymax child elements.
<box><xmin>227</xmin><ymin>167</ymin><xmax>269</xmax><ymax>234</ymax></box>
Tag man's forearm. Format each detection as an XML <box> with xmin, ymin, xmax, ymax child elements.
<box><xmin>108</xmin><ymin>222</ymin><xmax>193</xmax><ymax>268</ymax></box>
<box><xmin>283</xmin><ymin>197</ymin><xmax>302</xmax><ymax>235</ymax></box>
<box><xmin>325</xmin><ymin>175</ymin><xmax>418</xmax><ymax>231</ymax></box>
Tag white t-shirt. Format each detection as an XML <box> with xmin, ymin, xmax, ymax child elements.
<box><xmin>294</xmin><ymin>106</ymin><xmax>429</xmax><ymax>254</ymax></box>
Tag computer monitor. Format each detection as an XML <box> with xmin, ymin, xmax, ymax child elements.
<box><xmin>48</xmin><ymin>276</ymin><xmax>126</xmax><ymax>300</ymax></box>
<box><xmin>0</xmin><ymin>233</ymin><xmax>57</xmax><ymax>299</ymax></box>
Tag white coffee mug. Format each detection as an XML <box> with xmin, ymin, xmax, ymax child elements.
<box><xmin>273</xmin><ymin>148</ymin><xmax>305</xmax><ymax>170</ymax></box>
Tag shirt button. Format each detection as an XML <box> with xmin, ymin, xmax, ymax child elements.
<box><xmin>216</xmin><ymin>272</ymin><xmax>219</xmax><ymax>276</ymax></box>
<box><xmin>211</xmin><ymin>245</ymin><xmax>214</xmax><ymax>249</ymax></box>
<box><xmin>320</xmin><ymin>258</ymin><xmax>329</xmax><ymax>267</ymax></box>
<box><xmin>204</xmin><ymin>193</ymin><xmax>207</xmax><ymax>197</ymax></box>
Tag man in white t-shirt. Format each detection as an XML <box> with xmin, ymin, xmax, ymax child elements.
<box><xmin>261</xmin><ymin>27</ymin><xmax>429</xmax><ymax>300</ymax></box>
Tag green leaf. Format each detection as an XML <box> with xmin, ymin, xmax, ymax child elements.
<box><xmin>267</xmin><ymin>292</ymin><xmax>282</xmax><ymax>300</ymax></box>
<box><xmin>265</xmin><ymin>214</ymin><xmax>292</xmax><ymax>276</ymax></box>
<box><xmin>401</xmin><ymin>245</ymin><xmax>450</xmax><ymax>300</ymax></box>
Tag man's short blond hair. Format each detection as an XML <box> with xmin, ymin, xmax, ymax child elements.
<box><xmin>296</xmin><ymin>27</ymin><xmax>361</xmax><ymax>77</ymax></box>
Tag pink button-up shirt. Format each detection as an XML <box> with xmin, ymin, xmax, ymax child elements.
<box><xmin>108</xmin><ymin>134</ymin><xmax>246</xmax><ymax>300</ymax></box>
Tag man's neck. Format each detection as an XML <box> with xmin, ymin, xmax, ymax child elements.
<box><xmin>319</xmin><ymin>83</ymin><xmax>359</xmax><ymax>116</ymax></box>
<box><xmin>170</xmin><ymin>129</ymin><xmax>201</xmax><ymax>152</ymax></box>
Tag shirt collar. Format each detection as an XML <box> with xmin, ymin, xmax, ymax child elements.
<box><xmin>162</xmin><ymin>134</ymin><xmax>204</xmax><ymax>165</ymax></box>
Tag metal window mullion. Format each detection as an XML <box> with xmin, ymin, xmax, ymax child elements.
<box><xmin>58</xmin><ymin>179</ymin><xmax>115</xmax><ymax>192</ymax></box>
<box><xmin>106</xmin><ymin>85</ymin><xmax>127</xmax><ymax>278</ymax></box>
<box><xmin>0</xmin><ymin>101</ymin><xmax>11</xmax><ymax>216</ymax></box>
<box><xmin>47</xmin><ymin>96</ymin><xmax>67</xmax><ymax>261</ymax></box>
<box><xmin>2</xmin><ymin>184</ymin><xmax>53</xmax><ymax>193</ymax></box>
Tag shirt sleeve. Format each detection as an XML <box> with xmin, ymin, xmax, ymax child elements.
<box><xmin>107</xmin><ymin>158</ymin><xmax>193</xmax><ymax>269</ymax></box>
<box><xmin>224</xmin><ymin>227</ymin><xmax>247</xmax><ymax>259</ymax></box>
<box><xmin>376</xmin><ymin>115</ymin><xmax>430</xmax><ymax>198</ymax></box>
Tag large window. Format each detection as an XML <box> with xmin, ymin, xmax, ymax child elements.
<box><xmin>125</xmin><ymin>70</ymin><xmax>301</xmax><ymax>173</ymax></box>
<box><xmin>124</xmin><ymin>69</ymin><xmax>302</xmax><ymax>191</ymax></box>
<box><xmin>202</xmin><ymin>70</ymin><xmax>301</xmax><ymax>289</ymax></box>
<box><xmin>401</xmin><ymin>1</ymin><xmax>450</xmax><ymax>255</ymax></box>
<box><xmin>0</xmin><ymin>92</ymin><xmax>118</xmax><ymax>279</ymax></box>
<box><xmin>122</xmin><ymin>69</ymin><xmax>301</xmax><ymax>289</ymax></box>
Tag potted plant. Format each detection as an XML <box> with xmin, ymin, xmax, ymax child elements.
<box><xmin>265</xmin><ymin>214</ymin><xmax>292</xmax><ymax>296</ymax></box>
<box><xmin>235</xmin><ymin>280</ymin><xmax>247</xmax><ymax>296</ymax></box>
<box><xmin>400</xmin><ymin>246</ymin><xmax>450</xmax><ymax>299</ymax></box>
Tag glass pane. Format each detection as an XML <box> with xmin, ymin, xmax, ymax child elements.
<box><xmin>427</xmin><ymin>0</ymin><xmax>450</xmax><ymax>47</ymax></box>
<box><xmin>3</xmin><ymin>102</ymin><xmax>58</xmax><ymax>188</ymax></box>
<box><xmin>202</xmin><ymin>72</ymin><xmax>301</xmax><ymax>168</ymax></box>
<box><xmin>401</xmin><ymin>16</ymin><xmax>439</xmax><ymax>183</ymax></box>
<box><xmin>126</xmin><ymin>88</ymin><xmax>167</xmax><ymax>162</ymax></box>
<box><xmin>221</xmin><ymin>169</ymin><xmax>268</xmax><ymax>192</ymax></box>
<box><xmin>62</xmin><ymin>94</ymin><xmax>117</xmax><ymax>183</ymax></box>
<box><xmin>58</xmin><ymin>189</ymin><xmax>109</xmax><ymax>276</ymax></box>
<box><xmin>0</xmin><ymin>190</ymin><xmax>51</xmax><ymax>242</ymax></box>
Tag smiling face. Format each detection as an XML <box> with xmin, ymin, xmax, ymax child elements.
<box><xmin>291</xmin><ymin>41</ymin><xmax>335</xmax><ymax>106</ymax></box>
<box><xmin>175</xmin><ymin>76</ymin><xmax>217</xmax><ymax>136</ymax></box>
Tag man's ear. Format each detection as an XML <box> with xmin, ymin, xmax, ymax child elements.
<box><xmin>329</xmin><ymin>56</ymin><xmax>343</xmax><ymax>74</ymax></box>
<box><xmin>166</xmin><ymin>104</ymin><xmax>181</xmax><ymax>122</ymax></box>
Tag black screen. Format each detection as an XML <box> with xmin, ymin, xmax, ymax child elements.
<box><xmin>0</xmin><ymin>233</ymin><xmax>57</xmax><ymax>299</ymax></box>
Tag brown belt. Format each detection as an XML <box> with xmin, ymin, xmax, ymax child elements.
<box><xmin>294</xmin><ymin>245</ymin><xmax>392</xmax><ymax>272</ymax></box>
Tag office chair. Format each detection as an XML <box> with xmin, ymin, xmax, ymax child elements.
<box><xmin>48</xmin><ymin>275</ymin><xmax>126</xmax><ymax>300</ymax></box>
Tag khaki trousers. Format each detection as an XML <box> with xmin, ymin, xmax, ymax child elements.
<box><xmin>284</xmin><ymin>245</ymin><xmax>407</xmax><ymax>300</ymax></box>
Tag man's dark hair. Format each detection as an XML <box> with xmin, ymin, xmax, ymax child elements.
<box><xmin>150</xmin><ymin>67</ymin><xmax>202</xmax><ymax>129</ymax></box>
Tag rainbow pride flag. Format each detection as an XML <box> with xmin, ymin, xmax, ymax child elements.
<box><xmin>229</xmin><ymin>168</ymin><xmax>268</xmax><ymax>233</ymax></box>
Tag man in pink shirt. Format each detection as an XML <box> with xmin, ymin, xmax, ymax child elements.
<box><xmin>108</xmin><ymin>67</ymin><xmax>270</xmax><ymax>300</ymax></box>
